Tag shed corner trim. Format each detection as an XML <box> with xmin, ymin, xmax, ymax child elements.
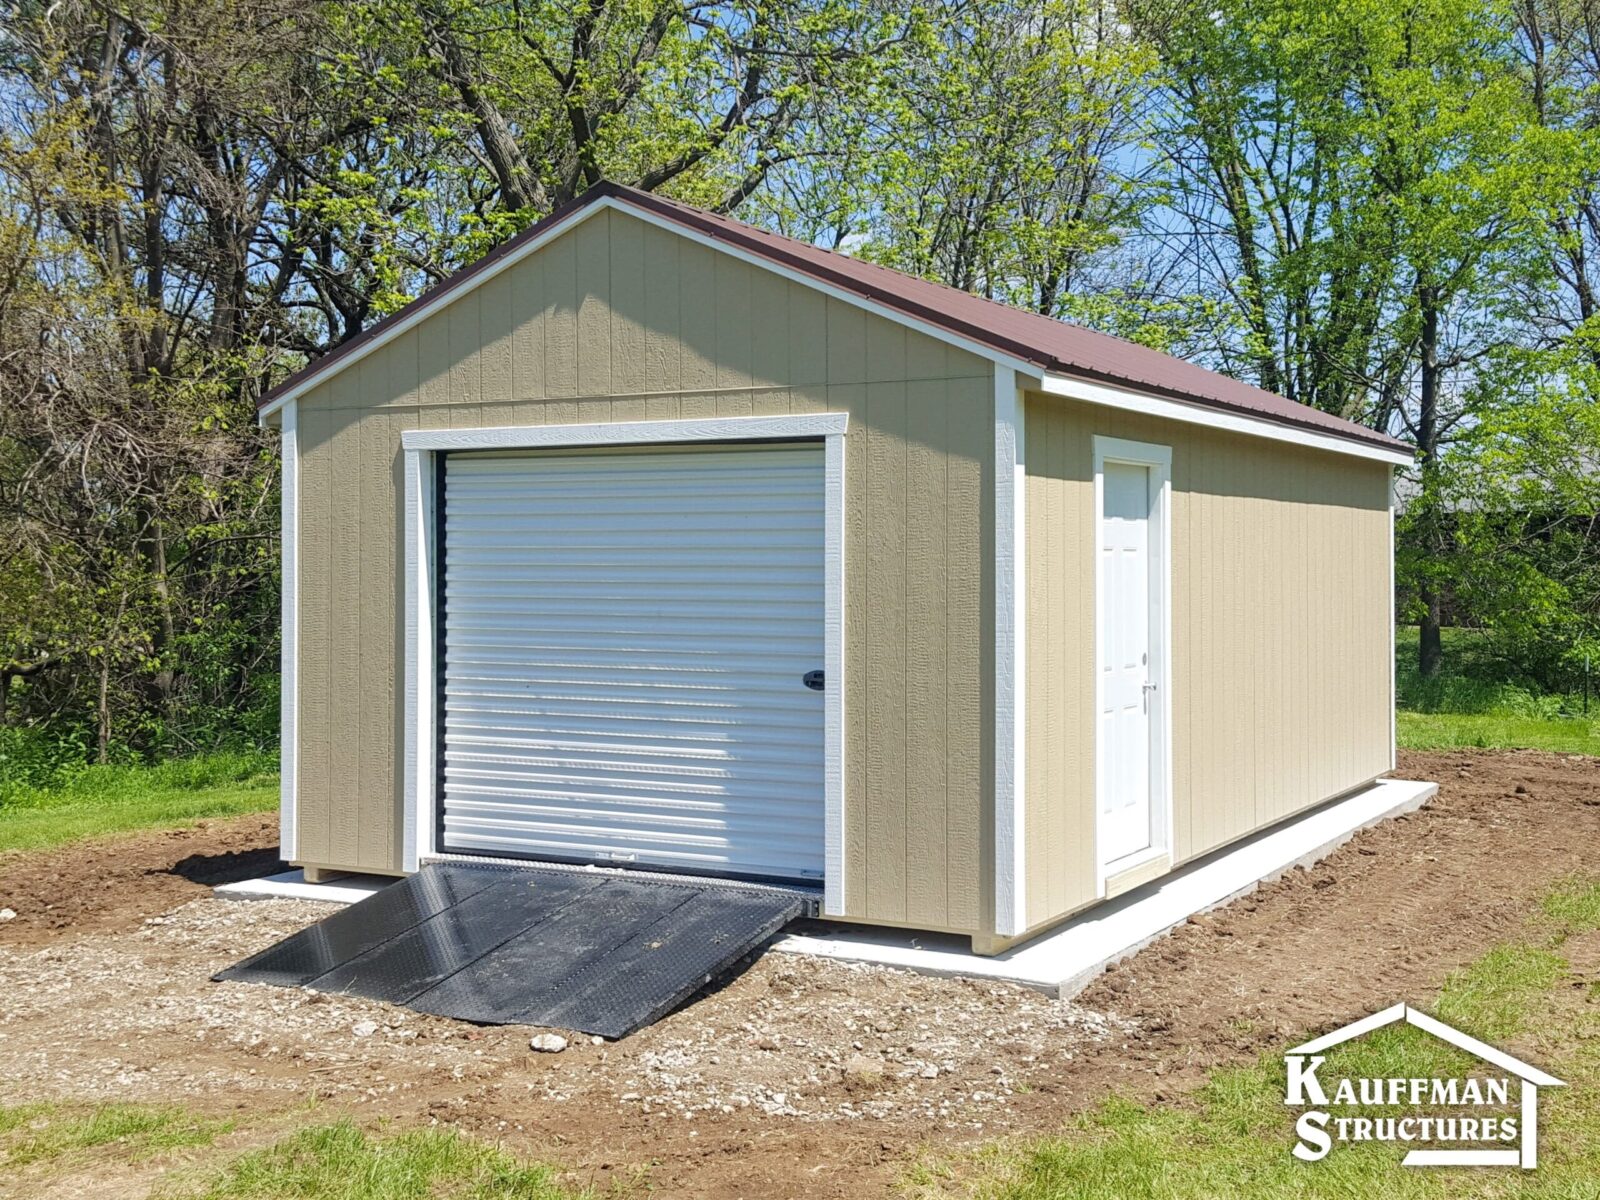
<box><xmin>993</xmin><ymin>365</ymin><xmax>1028</xmax><ymax>937</ymax></box>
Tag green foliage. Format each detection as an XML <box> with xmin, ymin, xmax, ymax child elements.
<box><xmin>167</xmin><ymin>1120</ymin><xmax>586</xmax><ymax>1200</ymax></box>
<box><xmin>1394</xmin><ymin>624</ymin><xmax>1600</xmax><ymax>751</ymax></box>
<box><xmin>1397</xmin><ymin>712</ymin><xmax>1600</xmax><ymax>754</ymax></box>
<box><xmin>0</xmin><ymin>1103</ymin><xmax>233</xmax><ymax>1168</ymax></box>
<box><xmin>0</xmin><ymin>748</ymin><xmax>278</xmax><ymax>853</ymax></box>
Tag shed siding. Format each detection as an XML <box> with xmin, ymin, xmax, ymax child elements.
<box><xmin>290</xmin><ymin>208</ymin><xmax>993</xmax><ymax>934</ymax></box>
<box><xmin>1022</xmin><ymin>391</ymin><xmax>1391</xmax><ymax>931</ymax></box>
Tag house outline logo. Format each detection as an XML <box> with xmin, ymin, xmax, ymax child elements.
<box><xmin>1283</xmin><ymin>1003</ymin><xmax>1564</xmax><ymax>1169</ymax></box>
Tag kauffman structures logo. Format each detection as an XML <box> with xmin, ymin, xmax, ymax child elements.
<box><xmin>1284</xmin><ymin>1003</ymin><xmax>1564</xmax><ymax>1169</ymax></box>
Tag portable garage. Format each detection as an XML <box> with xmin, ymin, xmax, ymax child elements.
<box><xmin>257</xmin><ymin>182</ymin><xmax>1411</xmax><ymax>955</ymax></box>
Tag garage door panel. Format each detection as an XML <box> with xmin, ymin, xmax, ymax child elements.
<box><xmin>440</xmin><ymin>444</ymin><xmax>826</xmax><ymax>881</ymax></box>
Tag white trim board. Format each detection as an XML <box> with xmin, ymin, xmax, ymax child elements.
<box><xmin>773</xmin><ymin>778</ymin><xmax>1437</xmax><ymax>995</ymax></box>
<box><xmin>1040</xmin><ymin>374</ymin><xmax>1412</xmax><ymax>467</ymax></box>
<box><xmin>993</xmin><ymin>367</ymin><xmax>1027</xmax><ymax>936</ymax></box>
<box><xmin>399</xmin><ymin>412</ymin><xmax>849</xmax><ymax>917</ymax></box>
<box><xmin>257</xmin><ymin>192</ymin><xmax>1406</xmax><ymax>469</ymax></box>
<box><xmin>399</xmin><ymin>412</ymin><xmax>847</xmax><ymax>453</ymax></box>
<box><xmin>278</xmin><ymin>403</ymin><xmax>299</xmax><ymax>861</ymax></box>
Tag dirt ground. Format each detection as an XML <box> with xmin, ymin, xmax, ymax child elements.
<box><xmin>2</xmin><ymin>749</ymin><xmax>1599</xmax><ymax>1198</ymax></box>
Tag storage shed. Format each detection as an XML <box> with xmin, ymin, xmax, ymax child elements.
<box><xmin>258</xmin><ymin>182</ymin><xmax>1411</xmax><ymax>954</ymax></box>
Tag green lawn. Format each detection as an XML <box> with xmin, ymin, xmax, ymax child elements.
<box><xmin>1397</xmin><ymin>711</ymin><xmax>1600</xmax><ymax>754</ymax></box>
<box><xmin>0</xmin><ymin>1109</ymin><xmax>590</xmax><ymax>1198</ymax></box>
<box><xmin>168</xmin><ymin>1120</ymin><xmax>588</xmax><ymax>1200</ymax></box>
<box><xmin>0</xmin><ymin>751</ymin><xmax>278</xmax><ymax>855</ymax></box>
<box><xmin>931</xmin><ymin>876</ymin><xmax>1600</xmax><ymax>1199</ymax></box>
<box><xmin>0</xmin><ymin>1102</ymin><xmax>233</xmax><ymax>1169</ymax></box>
<box><xmin>1396</xmin><ymin>625</ymin><xmax>1600</xmax><ymax>755</ymax></box>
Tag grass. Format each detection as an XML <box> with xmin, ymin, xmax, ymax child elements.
<box><xmin>0</xmin><ymin>1102</ymin><xmax>232</xmax><ymax>1168</ymax></box>
<box><xmin>1396</xmin><ymin>711</ymin><xmax>1600</xmax><ymax>755</ymax></box>
<box><xmin>937</xmin><ymin>876</ymin><xmax>1600</xmax><ymax>1199</ymax></box>
<box><xmin>0</xmin><ymin>749</ymin><xmax>278</xmax><ymax>854</ymax></box>
<box><xmin>163</xmin><ymin>1120</ymin><xmax>588</xmax><ymax>1200</ymax></box>
<box><xmin>1396</xmin><ymin>625</ymin><xmax>1600</xmax><ymax>755</ymax></box>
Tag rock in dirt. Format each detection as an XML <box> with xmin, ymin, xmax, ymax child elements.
<box><xmin>530</xmin><ymin>1033</ymin><xmax>568</xmax><ymax>1053</ymax></box>
<box><xmin>351</xmin><ymin>1020</ymin><xmax>378</xmax><ymax>1037</ymax></box>
<box><xmin>0</xmin><ymin>909</ymin><xmax>15</xmax><ymax>922</ymax></box>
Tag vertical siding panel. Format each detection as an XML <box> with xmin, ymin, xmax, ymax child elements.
<box><xmin>787</xmin><ymin>385</ymin><xmax>827</xmax><ymax>415</ymax></box>
<box><xmin>864</xmin><ymin>381</ymin><xmax>908</xmax><ymax>922</ymax></box>
<box><xmin>297</xmin><ymin>399</ymin><xmax>334</xmax><ymax>865</ymax></box>
<box><xmin>1067</xmin><ymin>403</ymin><xmax>1096</xmax><ymax>910</ymax></box>
<box><xmin>1021</xmin><ymin>396</ymin><xmax>1050</xmax><ymax>926</ymax></box>
<box><xmin>643</xmin><ymin>393</ymin><xmax>679</xmax><ymax>422</ymax></box>
<box><xmin>865</xmin><ymin>320</ymin><xmax>906</xmax><ymax>384</ymax></box>
<box><xmin>510</xmin><ymin>255</ymin><xmax>545</xmax><ymax>401</ymax></box>
<box><xmin>642</xmin><ymin>225</ymin><xmax>681</xmax><ymax>390</ymax></box>
<box><xmin>749</xmin><ymin>268</ymin><xmax>790</xmax><ymax>388</ymax></box>
<box><xmin>358</xmin><ymin>410</ymin><xmax>395</xmax><ymax>866</ymax></box>
<box><xmin>479</xmin><ymin>269</ymin><xmax>514</xmax><ymax>404</ymax></box>
<box><xmin>1170</xmin><ymin>451</ymin><xmax>1192</xmax><ymax>859</ymax></box>
<box><xmin>417</xmin><ymin>305</ymin><xmax>451</xmax><ymax>411</ymax></box>
<box><xmin>748</xmin><ymin>388</ymin><xmax>787</xmax><ymax>416</ymax></box>
<box><xmin>609</xmin><ymin>210</ymin><xmax>648</xmax><ymax>396</ymax></box>
<box><xmin>1191</xmin><ymin>464</ymin><xmax>1217</xmax><ymax>854</ymax></box>
<box><xmin>826</xmin><ymin>298</ymin><xmax>866</xmax><ymax>385</ymax></box>
<box><xmin>447</xmin><ymin>286</ymin><xmax>481</xmax><ymax>407</ymax></box>
<box><xmin>386</xmin><ymin>329</ymin><xmax>420</xmax><ymax>409</ymax></box>
<box><xmin>714</xmin><ymin>255</ymin><xmax>754</xmax><ymax>391</ymax></box>
<box><xmin>326</xmin><ymin>409</ymin><xmax>363</xmax><ymax>868</ymax></box>
<box><xmin>788</xmin><ymin>283</ymin><xmax>828</xmax><ymax>387</ymax></box>
<box><xmin>575</xmin><ymin>211</ymin><xmax>612</xmax><ymax>397</ymax></box>
<box><xmin>543</xmin><ymin>226</ymin><xmax>579</xmax><ymax>397</ymax></box>
<box><xmin>677</xmin><ymin>392</ymin><xmax>717</xmax><ymax>420</ymax></box>
<box><xmin>943</xmin><ymin>377</ymin><xmax>986</xmax><ymax>930</ymax></box>
<box><xmin>905</xmin><ymin>378</ymin><xmax>948</xmax><ymax>928</ymax></box>
<box><xmin>609</xmin><ymin>395</ymin><xmax>647</xmax><ymax>423</ymax></box>
<box><xmin>677</xmin><ymin>242</ymin><xmax>718</xmax><ymax>390</ymax></box>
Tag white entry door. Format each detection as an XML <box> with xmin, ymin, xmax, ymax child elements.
<box><xmin>1098</xmin><ymin>460</ymin><xmax>1157</xmax><ymax>866</ymax></box>
<box><xmin>437</xmin><ymin>443</ymin><xmax>826</xmax><ymax>882</ymax></box>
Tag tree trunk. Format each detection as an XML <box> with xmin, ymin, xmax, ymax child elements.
<box><xmin>96</xmin><ymin>656</ymin><xmax>112</xmax><ymax>765</ymax></box>
<box><xmin>1416</xmin><ymin>284</ymin><xmax>1443</xmax><ymax>677</ymax></box>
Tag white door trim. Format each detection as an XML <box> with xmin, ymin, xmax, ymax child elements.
<box><xmin>1093</xmin><ymin>435</ymin><xmax>1173</xmax><ymax>894</ymax></box>
<box><xmin>399</xmin><ymin>413</ymin><xmax>849</xmax><ymax>916</ymax></box>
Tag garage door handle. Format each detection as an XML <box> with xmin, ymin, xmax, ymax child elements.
<box><xmin>802</xmin><ymin>670</ymin><xmax>825</xmax><ymax>691</ymax></box>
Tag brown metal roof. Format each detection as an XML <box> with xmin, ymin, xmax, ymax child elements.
<box><xmin>258</xmin><ymin>181</ymin><xmax>1408</xmax><ymax>455</ymax></box>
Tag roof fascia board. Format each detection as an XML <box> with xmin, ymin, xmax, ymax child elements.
<box><xmin>1039</xmin><ymin>372</ymin><xmax>1412</xmax><ymax>467</ymax></box>
<box><xmin>255</xmin><ymin>198</ymin><xmax>611</xmax><ymax>424</ymax></box>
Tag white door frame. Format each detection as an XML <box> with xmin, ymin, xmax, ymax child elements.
<box><xmin>398</xmin><ymin>413</ymin><xmax>849</xmax><ymax>916</ymax></box>
<box><xmin>1093</xmin><ymin>435</ymin><xmax>1173</xmax><ymax>894</ymax></box>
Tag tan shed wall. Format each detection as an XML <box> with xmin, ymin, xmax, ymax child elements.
<box><xmin>290</xmin><ymin>208</ymin><xmax>994</xmax><ymax>934</ymax></box>
<box><xmin>1022</xmin><ymin>390</ymin><xmax>1393</xmax><ymax>931</ymax></box>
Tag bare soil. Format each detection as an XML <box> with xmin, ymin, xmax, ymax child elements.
<box><xmin>1</xmin><ymin>750</ymin><xmax>1598</xmax><ymax>1198</ymax></box>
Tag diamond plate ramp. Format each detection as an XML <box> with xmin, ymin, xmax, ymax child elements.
<box><xmin>216</xmin><ymin>863</ymin><xmax>810</xmax><ymax>1038</ymax></box>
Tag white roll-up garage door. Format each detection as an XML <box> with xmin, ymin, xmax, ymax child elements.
<box><xmin>439</xmin><ymin>443</ymin><xmax>826</xmax><ymax>881</ymax></box>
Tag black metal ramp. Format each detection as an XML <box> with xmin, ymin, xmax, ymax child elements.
<box><xmin>215</xmin><ymin>863</ymin><xmax>811</xmax><ymax>1038</ymax></box>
